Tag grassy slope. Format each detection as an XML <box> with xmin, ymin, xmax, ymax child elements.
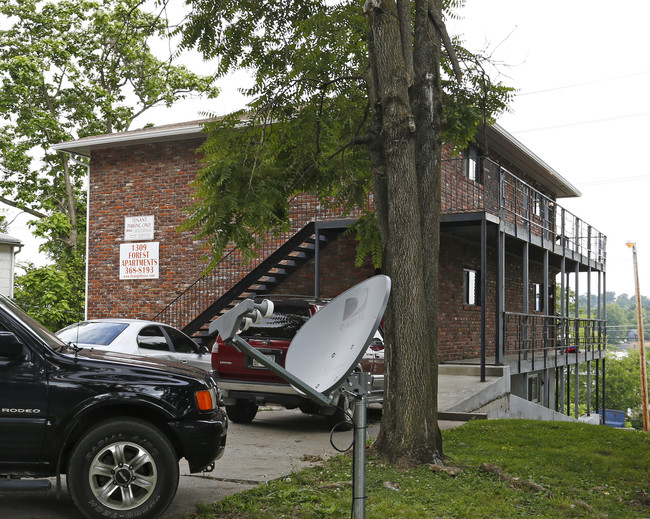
<box><xmin>191</xmin><ymin>420</ymin><xmax>650</xmax><ymax>518</ymax></box>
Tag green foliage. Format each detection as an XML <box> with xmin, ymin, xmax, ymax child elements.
<box><xmin>180</xmin><ymin>0</ymin><xmax>513</xmax><ymax>265</ymax></box>
<box><xmin>349</xmin><ymin>211</ymin><xmax>383</xmax><ymax>268</ymax></box>
<box><xmin>605</xmin><ymin>349</ymin><xmax>649</xmax><ymax>429</ymax></box>
<box><xmin>193</xmin><ymin>420</ymin><xmax>650</xmax><ymax>519</ymax></box>
<box><xmin>0</xmin><ymin>0</ymin><xmax>218</xmax><ymax>317</ymax></box>
<box><xmin>605</xmin><ymin>300</ymin><xmax>650</xmax><ymax>344</ymax></box>
<box><xmin>13</xmin><ymin>263</ymin><xmax>84</xmax><ymax>331</ymax></box>
<box><xmin>0</xmin><ymin>211</ymin><xmax>8</xmax><ymax>233</ymax></box>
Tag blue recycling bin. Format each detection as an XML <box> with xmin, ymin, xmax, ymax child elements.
<box><xmin>599</xmin><ymin>409</ymin><xmax>626</xmax><ymax>428</ymax></box>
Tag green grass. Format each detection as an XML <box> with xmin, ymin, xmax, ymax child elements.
<box><xmin>189</xmin><ymin>420</ymin><xmax>650</xmax><ymax>518</ymax></box>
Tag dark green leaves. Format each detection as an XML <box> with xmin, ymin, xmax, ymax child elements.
<box><xmin>180</xmin><ymin>0</ymin><xmax>512</xmax><ymax>266</ymax></box>
<box><xmin>0</xmin><ymin>0</ymin><xmax>218</xmax><ymax>325</ymax></box>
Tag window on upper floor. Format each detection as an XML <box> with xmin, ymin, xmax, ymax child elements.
<box><xmin>532</xmin><ymin>190</ymin><xmax>543</xmax><ymax>218</ymax></box>
<box><xmin>465</xmin><ymin>144</ymin><xmax>483</xmax><ymax>183</ymax></box>
<box><xmin>533</xmin><ymin>283</ymin><xmax>543</xmax><ymax>312</ymax></box>
<box><xmin>463</xmin><ymin>268</ymin><xmax>480</xmax><ymax>306</ymax></box>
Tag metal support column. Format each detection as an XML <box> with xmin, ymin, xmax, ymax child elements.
<box><xmin>314</xmin><ymin>225</ymin><xmax>321</xmax><ymax>300</ymax></box>
<box><xmin>496</xmin><ymin>167</ymin><xmax>506</xmax><ymax>366</ymax></box>
<box><xmin>602</xmin><ymin>357</ymin><xmax>607</xmax><ymax>425</ymax></box>
<box><xmin>352</xmin><ymin>394</ymin><xmax>367</xmax><ymax>519</ymax></box>
<box><xmin>480</xmin><ymin>217</ymin><xmax>487</xmax><ymax>382</ymax></box>
<box><xmin>602</xmin><ymin>270</ymin><xmax>607</xmax><ymax>416</ymax></box>
<box><xmin>543</xmin><ymin>250</ymin><xmax>550</xmax><ymax>407</ymax></box>
<box><xmin>574</xmin><ymin>262</ymin><xmax>579</xmax><ymax>419</ymax></box>
<box><xmin>496</xmin><ymin>230</ymin><xmax>505</xmax><ymax>365</ymax></box>
<box><xmin>567</xmin><ymin>365</ymin><xmax>571</xmax><ymax>417</ymax></box>
<box><xmin>558</xmin><ymin>366</ymin><xmax>566</xmax><ymax>414</ymax></box>
<box><xmin>558</xmin><ymin>257</ymin><xmax>567</xmax><ymax>348</ymax></box>
<box><xmin>595</xmin><ymin>359</ymin><xmax>600</xmax><ymax>416</ymax></box>
<box><xmin>523</xmin><ymin>241</ymin><xmax>530</xmax><ymax>363</ymax></box>
<box><xmin>586</xmin><ymin>267</ymin><xmax>592</xmax><ymax>415</ymax></box>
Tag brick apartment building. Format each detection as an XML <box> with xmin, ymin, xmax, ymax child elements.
<box><xmin>54</xmin><ymin>121</ymin><xmax>607</xmax><ymax>421</ymax></box>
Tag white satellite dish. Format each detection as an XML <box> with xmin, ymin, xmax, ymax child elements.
<box><xmin>210</xmin><ymin>275</ymin><xmax>391</xmax><ymax>519</ymax></box>
<box><xmin>285</xmin><ymin>275</ymin><xmax>391</xmax><ymax>395</ymax></box>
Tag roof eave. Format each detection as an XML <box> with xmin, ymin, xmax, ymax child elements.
<box><xmin>51</xmin><ymin>120</ymin><xmax>209</xmax><ymax>157</ymax></box>
<box><xmin>480</xmin><ymin>124</ymin><xmax>581</xmax><ymax>199</ymax></box>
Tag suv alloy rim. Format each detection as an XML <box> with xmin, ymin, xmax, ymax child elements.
<box><xmin>88</xmin><ymin>440</ymin><xmax>158</xmax><ymax>510</ymax></box>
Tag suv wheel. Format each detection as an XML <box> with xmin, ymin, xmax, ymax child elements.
<box><xmin>225</xmin><ymin>400</ymin><xmax>259</xmax><ymax>424</ymax></box>
<box><xmin>68</xmin><ymin>418</ymin><xmax>179</xmax><ymax>519</ymax></box>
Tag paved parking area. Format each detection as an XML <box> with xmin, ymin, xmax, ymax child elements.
<box><xmin>2</xmin><ymin>406</ymin><xmax>386</xmax><ymax>519</ymax></box>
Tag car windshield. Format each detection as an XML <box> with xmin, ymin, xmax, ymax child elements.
<box><xmin>0</xmin><ymin>293</ymin><xmax>66</xmax><ymax>351</ymax></box>
<box><xmin>58</xmin><ymin>322</ymin><xmax>129</xmax><ymax>346</ymax></box>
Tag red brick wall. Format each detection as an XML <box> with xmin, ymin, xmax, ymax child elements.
<box><xmin>269</xmin><ymin>233</ymin><xmax>376</xmax><ymax>298</ymax></box>
<box><xmin>86</xmin><ymin>134</ymin><xmax>558</xmax><ymax>363</ymax></box>
<box><xmin>88</xmin><ymin>138</ymin><xmax>208</xmax><ymax>319</ymax></box>
<box><xmin>438</xmin><ymin>234</ymin><xmax>554</xmax><ymax>362</ymax></box>
<box><xmin>438</xmin><ymin>235</ymin><xmax>494</xmax><ymax>360</ymax></box>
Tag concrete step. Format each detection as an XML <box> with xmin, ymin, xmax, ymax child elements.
<box><xmin>438</xmin><ymin>364</ymin><xmax>510</xmax><ymax>414</ymax></box>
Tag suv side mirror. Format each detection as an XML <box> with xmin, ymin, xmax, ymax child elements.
<box><xmin>0</xmin><ymin>331</ymin><xmax>25</xmax><ymax>360</ymax></box>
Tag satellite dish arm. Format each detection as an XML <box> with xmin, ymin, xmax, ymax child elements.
<box><xmin>228</xmin><ymin>335</ymin><xmax>332</xmax><ymax>407</ymax></box>
<box><xmin>209</xmin><ymin>299</ymin><xmax>331</xmax><ymax>407</ymax></box>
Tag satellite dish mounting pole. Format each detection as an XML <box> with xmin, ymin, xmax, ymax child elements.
<box><xmin>352</xmin><ymin>389</ymin><xmax>368</xmax><ymax>519</ymax></box>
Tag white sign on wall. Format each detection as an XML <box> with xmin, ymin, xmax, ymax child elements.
<box><xmin>120</xmin><ymin>242</ymin><xmax>159</xmax><ymax>280</ymax></box>
<box><xmin>125</xmin><ymin>215</ymin><xmax>155</xmax><ymax>241</ymax></box>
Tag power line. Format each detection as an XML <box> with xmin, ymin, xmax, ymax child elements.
<box><xmin>512</xmin><ymin>110</ymin><xmax>650</xmax><ymax>134</ymax></box>
<box><xmin>517</xmin><ymin>70</ymin><xmax>650</xmax><ymax>97</ymax></box>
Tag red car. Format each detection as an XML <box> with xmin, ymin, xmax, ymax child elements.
<box><xmin>211</xmin><ymin>297</ymin><xmax>384</xmax><ymax>426</ymax></box>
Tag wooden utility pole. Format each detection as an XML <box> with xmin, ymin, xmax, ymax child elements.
<box><xmin>627</xmin><ymin>241</ymin><xmax>649</xmax><ymax>432</ymax></box>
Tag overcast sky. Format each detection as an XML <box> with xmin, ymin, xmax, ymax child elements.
<box><xmin>446</xmin><ymin>0</ymin><xmax>650</xmax><ymax>298</ymax></box>
<box><xmin>10</xmin><ymin>0</ymin><xmax>648</xmax><ymax>298</ymax></box>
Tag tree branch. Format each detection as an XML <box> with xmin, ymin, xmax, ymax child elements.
<box><xmin>0</xmin><ymin>196</ymin><xmax>48</xmax><ymax>219</ymax></box>
<box><xmin>427</xmin><ymin>2</ymin><xmax>463</xmax><ymax>83</ymax></box>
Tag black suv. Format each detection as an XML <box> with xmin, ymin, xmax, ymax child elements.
<box><xmin>0</xmin><ymin>294</ymin><xmax>227</xmax><ymax>519</ymax></box>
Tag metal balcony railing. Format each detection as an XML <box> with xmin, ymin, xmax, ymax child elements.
<box><xmin>442</xmin><ymin>157</ymin><xmax>607</xmax><ymax>266</ymax></box>
<box><xmin>504</xmin><ymin>312</ymin><xmax>606</xmax><ymax>371</ymax></box>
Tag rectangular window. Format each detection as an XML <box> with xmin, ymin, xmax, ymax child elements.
<box><xmin>533</xmin><ymin>283</ymin><xmax>543</xmax><ymax>312</ymax></box>
<box><xmin>532</xmin><ymin>191</ymin><xmax>543</xmax><ymax>217</ymax></box>
<box><xmin>463</xmin><ymin>269</ymin><xmax>480</xmax><ymax>306</ymax></box>
<box><xmin>465</xmin><ymin>145</ymin><xmax>482</xmax><ymax>183</ymax></box>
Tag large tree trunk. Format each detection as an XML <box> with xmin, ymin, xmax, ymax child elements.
<box><xmin>413</xmin><ymin>0</ymin><xmax>443</xmax><ymax>455</ymax></box>
<box><xmin>364</xmin><ymin>0</ymin><xmax>443</xmax><ymax>465</ymax></box>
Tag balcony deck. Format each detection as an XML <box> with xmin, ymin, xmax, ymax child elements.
<box><xmin>442</xmin><ymin>157</ymin><xmax>606</xmax><ymax>272</ymax></box>
<box><xmin>444</xmin><ymin>347</ymin><xmax>607</xmax><ymax>376</ymax></box>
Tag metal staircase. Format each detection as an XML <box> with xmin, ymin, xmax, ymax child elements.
<box><xmin>152</xmin><ymin>220</ymin><xmax>354</xmax><ymax>338</ymax></box>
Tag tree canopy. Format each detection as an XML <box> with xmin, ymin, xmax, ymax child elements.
<box><xmin>180</xmin><ymin>0</ymin><xmax>511</xmax><ymax>267</ymax></box>
<box><xmin>0</xmin><ymin>0</ymin><xmax>218</xmax><ymax>326</ymax></box>
<box><xmin>180</xmin><ymin>0</ymin><xmax>512</xmax><ymax>466</ymax></box>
